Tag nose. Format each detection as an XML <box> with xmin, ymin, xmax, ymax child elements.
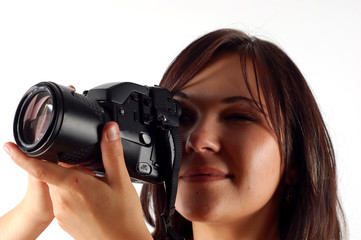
<box><xmin>184</xmin><ymin>118</ymin><xmax>221</xmax><ymax>154</ymax></box>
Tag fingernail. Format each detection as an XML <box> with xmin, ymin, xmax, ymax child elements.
<box><xmin>107</xmin><ymin>124</ymin><xmax>120</xmax><ymax>141</ymax></box>
<box><xmin>3</xmin><ymin>144</ymin><xmax>11</xmax><ymax>156</ymax></box>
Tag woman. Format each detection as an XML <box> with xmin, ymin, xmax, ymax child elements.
<box><xmin>1</xmin><ymin>29</ymin><xmax>344</xmax><ymax>240</ymax></box>
<box><xmin>141</xmin><ymin>29</ymin><xmax>345</xmax><ymax>239</ymax></box>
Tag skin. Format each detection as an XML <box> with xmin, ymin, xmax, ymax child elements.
<box><xmin>1</xmin><ymin>122</ymin><xmax>153</xmax><ymax>240</ymax></box>
<box><xmin>0</xmin><ymin>53</ymin><xmax>283</xmax><ymax>240</ymax></box>
<box><xmin>0</xmin><ymin>175</ymin><xmax>54</xmax><ymax>240</ymax></box>
<box><xmin>174</xmin><ymin>52</ymin><xmax>283</xmax><ymax>240</ymax></box>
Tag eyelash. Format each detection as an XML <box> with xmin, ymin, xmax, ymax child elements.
<box><xmin>224</xmin><ymin>113</ymin><xmax>257</xmax><ymax>122</ymax></box>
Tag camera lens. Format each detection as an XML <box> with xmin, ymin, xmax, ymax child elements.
<box><xmin>21</xmin><ymin>91</ymin><xmax>54</xmax><ymax>145</ymax></box>
<box><xmin>14</xmin><ymin>82</ymin><xmax>106</xmax><ymax>164</ymax></box>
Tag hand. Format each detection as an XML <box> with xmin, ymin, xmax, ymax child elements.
<box><xmin>5</xmin><ymin>122</ymin><xmax>152</xmax><ymax>240</ymax></box>
<box><xmin>21</xmin><ymin>174</ymin><xmax>54</xmax><ymax>225</ymax></box>
<box><xmin>0</xmin><ymin>149</ymin><xmax>54</xmax><ymax>240</ymax></box>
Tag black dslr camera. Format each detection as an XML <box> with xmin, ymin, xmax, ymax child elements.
<box><xmin>13</xmin><ymin>82</ymin><xmax>182</xmax><ymax>184</ymax></box>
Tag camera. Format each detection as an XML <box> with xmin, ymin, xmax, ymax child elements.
<box><xmin>13</xmin><ymin>82</ymin><xmax>182</xmax><ymax>184</ymax></box>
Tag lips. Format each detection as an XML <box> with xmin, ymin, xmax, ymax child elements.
<box><xmin>179</xmin><ymin>167</ymin><xmax>233</xmax><ymax>183</ymax></box>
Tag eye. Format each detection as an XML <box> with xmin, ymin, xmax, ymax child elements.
<box><xmin>225</xmin><ymin>113</ymin><xmax>257</xmax><ymax>123</ymax></box>
<box><xmin>179</xmin><ymin>111</ymin><xmax>194</xmax><ymax>125</ymax></box>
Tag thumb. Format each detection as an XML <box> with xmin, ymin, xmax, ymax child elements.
<box><xmin>100</xmin><ymin>122</ymin><xmax>130</xmax><ymax>185</ymax></box>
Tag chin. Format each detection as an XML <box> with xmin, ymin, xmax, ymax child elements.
<box><xmin>178</xmin><ymin>207</ymin><xmax>223</xmax><ymax>223</ymax></box>
<box><xmin>175</xmin><ymin>180</ymin><xmax>235</xmax><ymax>222</ymax></box>
<box><xmin>176</xmin><ymin>195</ymin><xmax>225</xmax><ymax>223</ymax></box>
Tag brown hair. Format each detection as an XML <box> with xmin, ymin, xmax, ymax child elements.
<box><xmin>141</xmin><ymin>29</ymin><xmax>345</xmax><ymax>240</ymax></box>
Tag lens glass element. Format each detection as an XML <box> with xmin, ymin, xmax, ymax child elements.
<box><xmin>22</xmin><ymin>92</ymin><xmax>54</xmax><ymax>145</ymax></box>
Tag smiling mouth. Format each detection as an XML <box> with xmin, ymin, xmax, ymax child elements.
<box><xmin>179</xmin><ymin>167</ymin><xmax>233</xmax><ymax>183</ymax></box>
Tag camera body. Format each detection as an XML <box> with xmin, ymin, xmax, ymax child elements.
<box><xmin>13</xmin><ymin>82</ymin><xmax>181</xmax><ymax>184</ymax></box>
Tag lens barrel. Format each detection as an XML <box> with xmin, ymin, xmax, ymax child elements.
<box><xmin>14</xmin><ymin>82</ymin><xmax>106</xmax><ymax>165</ymax></box>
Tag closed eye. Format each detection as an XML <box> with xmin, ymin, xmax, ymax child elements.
<box><xmin>225</xmin><ymin>114</ymin><xmax>258</xmax><ymax>122</ymax></box>
<box><xmin>179</xmin><ymin>111</ymin><xmax>194</xmax><ymax>125</ymax></box>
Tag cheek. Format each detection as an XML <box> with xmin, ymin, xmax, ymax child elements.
<box><xmin>229</xmin><ymin>127</ymin><xmax>283</xmax><ymax>198</ymax></box>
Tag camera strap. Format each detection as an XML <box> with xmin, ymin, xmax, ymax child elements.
<box><xmin>161</xmin><ymin>125</ymin><xmax>185</xmax><ymax>240</ymax></box>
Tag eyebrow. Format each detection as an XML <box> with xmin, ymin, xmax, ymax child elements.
<box><xmin>173</xmin><ymin>91</ymin><xmax>259</xmax><ymax>105</ymax></box>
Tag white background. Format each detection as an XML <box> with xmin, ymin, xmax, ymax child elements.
<box><xmin>0</xmin><ymin>0</ymin><xmax>360</xmax><ymax>239</ymax></box>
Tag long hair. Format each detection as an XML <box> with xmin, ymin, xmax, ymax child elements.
<box><xmin>141</xmin><ymin>29</ymin><xmax>345</xmax><ymax>240</ymax></box>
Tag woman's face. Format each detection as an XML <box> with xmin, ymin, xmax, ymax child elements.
<box><xmin>174</xmin><ymin>52</ymin><xmax>283</xmax><ymax>225</ymax></box>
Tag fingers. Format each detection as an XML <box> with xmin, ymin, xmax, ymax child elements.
<box><xmin>100</xmin><ymin>122</ymin><xmax>130</xmax><ymax>185</ymax></box>
<box><xmin>3</xmin><ymin>142</ymin><xmax>85</xmax><ymax>188</ymax></box>
<box><xmin>24</xmin><ymin>175</ymin><xmax>55</xmax><ymax>224</ymax></box>
<box><xmin>57</xmin><ymin>162</ymin><xmax>95</xmax><ymax>176</ymax></box>
<box><xmin>3</xmin><ymin>121</ymin><xmax>130</xmax><ymax>189</ymax></box>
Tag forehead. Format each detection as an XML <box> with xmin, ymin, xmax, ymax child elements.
<box><xmin>178</xmin><ymin>52</ymin><xmax>259</xmax><ymax>101</ymax></box>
